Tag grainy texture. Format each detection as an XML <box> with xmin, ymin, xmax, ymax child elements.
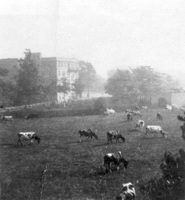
<box><xmin>0</xmin><ymin>109</ymin><xmax>184</xmax><ymax>200</ymax></box>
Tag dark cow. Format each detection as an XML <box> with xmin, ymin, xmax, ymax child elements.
<box><xmin>156</xmin><ymin>112</ymin><xmax>163</xmax><ymax>120</ymax></box>
<box><xmin>78</xmin><ymin>129</ymin><xmax>98</xmax><ymax>142</ymax></box>
<box><xmin>107</xmin><ymin>130</ymin><xmax>125</xmax><ymax>143</ymax></box>
<box><xmin>126</xmin><ymin>112</ymin><xmax>133</xmax><ymax>121</ymax></box>
<box><xmin>103</xmin><ymin>151</ymin><xmax>129</xmax><ymax>173</ymax></box>
<box><xmin>180</xmin><ymin>123</ymin><xmax>185</xmax><ymax>141</ymax></box>
<box><xmin>116</xmin><ymin>182</ymin><xmax>136</xmax><ymax>200</ymax></box>
<box><xmin>17</xmin><ymin>132</ymin><xmax>41</xmax><ymax>146</ymax></box>
<box><xmin>25</xmin><ymin>113</ymin><xmax>38</xmax><ymax>119</ymax></box>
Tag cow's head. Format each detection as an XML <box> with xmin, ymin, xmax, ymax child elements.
<box><xmin>116</xmin><ymin>182</ymin><xmax>135</xmax><ymax>200</ymax></box>
<box><xmin>120</xmin><ymin>158</ymin><xmax>129</xmax><ymax>169</ymax></box>
<box><xmin>35</xmin><ymin>135</ymin><xmax>41</xmax><ymax>144</ymax></box>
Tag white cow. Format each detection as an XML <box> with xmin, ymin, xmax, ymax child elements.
<box><xmin>145</xmin><ymin>125</ymin><xmax>167</xmax><ymax>137</ymax></box>
<box><xmin>166</xmin><ymin>104</ymin><xmax>173</xmax><ymax>112</ymax></box>
<box><xmin>17</xmin><ymin>132</ymin><xmax>41</xmax><ymax>146</ymax></box>
<box><xmin>135</xmin><ymin>120</ymin><xmax>145</xmax><ymax>131</ymax></box>
<box><xmin>116</xmin><ymin>182</ymin><xmax>136</xmax><ymax>200</ymax></box>
<box><xmin>1</xmin><ymin>115</ymin><xmax>13</xmax><ymax>122</ymax></box>
<box><xmin>104</xmin><ymin>108</ymin><xmax>116</xmax><ymax>115</ymax></box>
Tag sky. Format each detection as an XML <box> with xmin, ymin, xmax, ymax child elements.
<box><xmin>0</xmin><ymin>0</ymin><xmax>185</xmax><ymax>86</ymax></box>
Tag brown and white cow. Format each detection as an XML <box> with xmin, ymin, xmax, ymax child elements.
<box><xmin>107</xmin><ymin>130</ymin><xmax>125</xmax><ymax>143</ymax></box>
<box><xmin>78</xmin><ymin>129</ymin><xmax>98</xmax><ymax>142</ymax></box>
<box><xmin>156</xmin><ymin>112</ymin><xmax>163</xmax><ymax>120</ymax></box>
<box><xmin>103</xmin><ymin>151</ymin><xmax>129</xmax><ymax>173</ymax></box>
<box><xmin>116</xmin><ymin>182</ymin><xmax>136</xmax><ymax>200</ymax></box>
<box><xmin>135</xmin><ymin>120</ymin><xmax>145</xmax><ymax>131</ymax></box>
<box><xmin>17</xmin><ymin>132</ymin><xmax>41</xmax><ymax>146</ymax></box>
<box><xmin>1</xmin><ymin>115</ymin><xmax>13</xmax><ymax>122</ymax></box>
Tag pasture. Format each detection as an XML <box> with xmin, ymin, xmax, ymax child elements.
<box><xmin>0</xmin><ymin>108</ymin><xmax>184</xmax><ymax>200</ymax></box>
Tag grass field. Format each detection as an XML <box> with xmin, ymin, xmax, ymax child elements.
<box><xmin>0</xmin><ymin>108</ymin><xmax>185</xmax><ymax>200</ymax></box>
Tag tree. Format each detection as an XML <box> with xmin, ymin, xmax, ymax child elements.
<box><xmin>72</xmin><ymin>78</ymin><xmax>85</xmax><ymax>98</ymax></box>
<box><xmin>15</xmin><ymin>49</ymin><xmax>40</xmax><ymax>105</ymax></box>
<box><xmin>57</xmin><ymin>77</ymin><xmax>71</xmax><ymax>105</ymax></box>
<box><xmin>0</xmin><ymin>67</ymin><xmax>16</xmax><ymax>105</ymax></box>
<box><xmin>105</xmin><ymin>69</ymin><xmax>139</xmax><ymax>103</ymax></box>
<box><xmin>131</xmin><ymin>66</ymin><xmax>163</xmax><ymax>105</ymax></box>
<box><xmin>79</xmin><ymin>61</ymin><xmax>96</xmax><ymax>98</ymax></box>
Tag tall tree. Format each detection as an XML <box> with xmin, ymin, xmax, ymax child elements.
<box><xmin>79</xmin><ymin>61</ymin><xmax>96</xmax><ymax>97</ymax></box>
<box><xmin>72</xmin><ymin>78</ymin><xmax>85</xmax><ymax>98</ymax></box>
<box><xmin>0</xmin><ymin>67</ymin><xmax>16</xmax><ymax>105</ymax></box>
<box><xmin>15</xmin><ymin>49</ymin><xmax>40</xmax><ymax>105</ymax></box>
<box><xmin>132</xmin><ymin>66</ymin><xmax>163</xmax><ymax>103</ymax></box>
<box><xmin>105</xmin><ymin>69</ymin><xmax>139</xmax><ymax>103</ymax></box>
<box><xmin>57</xmin><ymin>77</ymin><xmax>71</xmax><ymax>105</ymax></box>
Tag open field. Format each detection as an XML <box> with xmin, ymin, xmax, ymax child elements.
<box><xmin>0</xmin><ymin>108</ymin><xmax>185</xmax><ymax>200</ymax></box>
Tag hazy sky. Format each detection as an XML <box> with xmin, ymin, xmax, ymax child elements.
<box><xmin>0</xmin><ymin>0</ymin><xmax>185</xmax><ymax>85</ymax></box>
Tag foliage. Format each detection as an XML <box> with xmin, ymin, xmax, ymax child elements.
<box><xmin>72</xmin><ymin>78</ymin><xmax>85</xmax><ymax>98</ymax></box>
<box><xmin>105</xmin><ymin>69</ymin><xmax>139</xmax><ymax>104</ymax></box>
<box><xmin>93</xmin><ymin>98</ymin><xmax>106</xmax><ymax>113</ymax></box>
<box><xmin>0</xmin><ymin>67</ymin><xmax>16</xmax><ymax>105</ymax></box>
<box><xmin>15</xmin><ymin>49</ymin><xmax>40</xmax><ymax>105</ymax></box>
<box><xmin>79</xmin><ymin>61</ymin><xmax>96</xmax><ymax>97</ymax></box>
<box><xmin>57</xmin><ymin>77</ymin><xmax>71</xmax><ymax>102</ymax></box>
<box><xmin>105</xmin><ymin>66</ymin><xmax>174</xmax><ymax>105</ymax></box>
<box><xmin>139</xmin><ymin>149</ymin><xmax>185</xmax><ymax>200</ymax></box>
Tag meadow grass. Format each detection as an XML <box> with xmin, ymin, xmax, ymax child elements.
<box><xmin>0</xmin><ymin>108</ymin><xmax>184</xmax><ymax>200</ymax></box>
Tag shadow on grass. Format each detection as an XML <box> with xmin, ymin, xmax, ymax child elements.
<box><xmin>118</xmin><ymin>120</ymin><xmax>128</xmax><ymax>123</ymax></box>
<box><xmin>0</xmin><ymin>143</ymin><xmax>18</xmax><ymax>148</ymax></box>
<box><xmin>128</xmin><ymin>129</ymin><xmax>140</xmax><ymax>132</ymax></box>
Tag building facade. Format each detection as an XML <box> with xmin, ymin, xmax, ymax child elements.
<box><xmin>0</xmin><ymin>53</ymin><xmax>80</xmax><ymax>103</ymax></box>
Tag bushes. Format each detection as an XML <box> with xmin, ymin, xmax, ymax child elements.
<box><xmin>139</xmin><ymin>149</ymin><xmax>185</xmax><ymax>200</ymax></box>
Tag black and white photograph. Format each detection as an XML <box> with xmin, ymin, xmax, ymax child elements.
<box><xmin>0</xmin><ymin>0</ymin><xmax>185</xmax><ymax>199</ymax></box>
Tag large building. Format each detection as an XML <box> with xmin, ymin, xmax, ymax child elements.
<box><xmin>0</xmin><ymin>53</ymin><xmax>80</xmax><ymax>103</ymax></box>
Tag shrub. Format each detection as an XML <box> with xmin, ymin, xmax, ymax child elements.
<box><xmin>139</xmin><ymin>149</ymin><xmax>185</xmax><ymax>200</ymax></box>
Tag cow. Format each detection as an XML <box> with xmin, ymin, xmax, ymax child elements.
<box><xmin>107</xmin><ymin>130</ymin><xmax>125</xmax><ymax>143</ymax></box>
<box><xmin>25</xmin><ymin>113</ymin><xmax>38</xmax><ymax>119</ymax></box>
<box><xmin>0</xmin><ymin>115</ymin><xmax>13</xmax><ymax>122</ymax></box>
<box><xmin>166</xmin><ymin>104</ymin><xmax>173</xmax><ymax>112</ymax></box>
<box><xmin>78</xmin><ymin>129</ymin><xmax>98</xmax><ymax>142</ymax></box>
<box><xmin>131</xmin><ymin>110</ymin><xmax>142</xmax><ymax>118</ymax></box>
<box><xmin>116</xmin><ymin>182</ymin><xmax>136</xmax><ymax>200</ymax></box>
<box><xmin>180</xmin><ymin>124</ymin><xmax>185</xmax><ymax>141</ymax></box>
<box><xmin>104</xmin><ymin>108</ymin><xmax>116</xmax><ymax>115</ymax></box>
<box><xmin>17</xmin><ymin>132</ymin><xmax>41</xmax><ymax>146</ymax></box>
<box><xmin>103</xmin><ymin>151</ymin><xmax>129</xmax><ymax>173</ymax></box>
<box><xmin>142</xmin><ymin>106</ymin><xmax>148</xmax><ymax>110</ymax></box>
<box><xmin>126</xmin><ymin>112</ymin><xmax>133</xmax><ymax>121</ymax></box>
<box><xmin>145</xmin><ymin>125</ymin><xmax>167</xmax><ymax>138</ymax></box>
<box><xmin>156</xmin><ymin>112</ymin><xmax>163</xmax><ymax>120</ymax></box>
<box><xmin>135</xmin><ymin>120</ymin><xmax>145</xmax><ymax>131</ymax></box>
<box><xmin>134</xmin><ymin>106</ymin><xmax>140</xmax><ymax>111</ymax></box>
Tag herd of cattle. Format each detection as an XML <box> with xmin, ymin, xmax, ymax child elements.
<box><xmin>1</xmin><ymin>104</ymin><xmax>185</xmax><ymax>200</ymax></box>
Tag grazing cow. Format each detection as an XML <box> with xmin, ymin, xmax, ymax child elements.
<box><xmin>177</xmin><ymin>115</ymin><xmax>185</xmax><ymax>122</ymax></box>
<box><xmin>103</xmin><ymin>151</ymin><xmax>129</xmax><ymax>172</ymax></box>
<box><xmin>131</xmin><ymin>110</ymin><xmax>142</xmax><ymax>118</ymax></box>
<box><xmin>17</xmin><ymin>132</ymin><xmax>41</xmax><ymax>146</ymax></box>
<box><xmin>156</xmin><ymin>112</ymin><xmax>163</xmax><ymax>120</ymax></box>
<box><xmin>107</xmin><ymin>130</ymin><xmax>125</xmax><ymax>143</ymax></box>
<box><xmin>0</xmin><ymin>115</ymin><xmax>13</xmax><ymax>122</ymax></box>
<box><xmin>25</xmin><ymin>113</ymin><xmax>38</xmax><ymax>119</ymax></box>
<box><xmin>166</xmin><ymin>104</ymin><xmax>173</xmax><ymax>112</ymax></box>
<box><xmin>145</xmin><ymin>125</ymin><xmax>167</xmax><ymax>137</ymax></box>
<box><xmin>116</xmin><ymin>182</ymin><xmax>136</xmax><ymax>200</ymax></box>
<box><xmin>104</xmin><ymin>108</ymin><xmax>116</xmax><ymax>115</ymax></box>
<box><xmin>126</xmin><ymin>112</ymin><xmax>133</xmax><ymax>121</ymax></box>
<box><xmin>135</xmin><ymin>120</ymin><xmax>145</xmax><ymax>131</ymax></box>
<box><xmin>78</xmin><ymin>129</ymin><xmax>98</xmax><ymax>142</ymax></box>
<box><xmin>180</xmin><ymin>123</ymin><xmax>185</xmax><ymax>141</ymax></box>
